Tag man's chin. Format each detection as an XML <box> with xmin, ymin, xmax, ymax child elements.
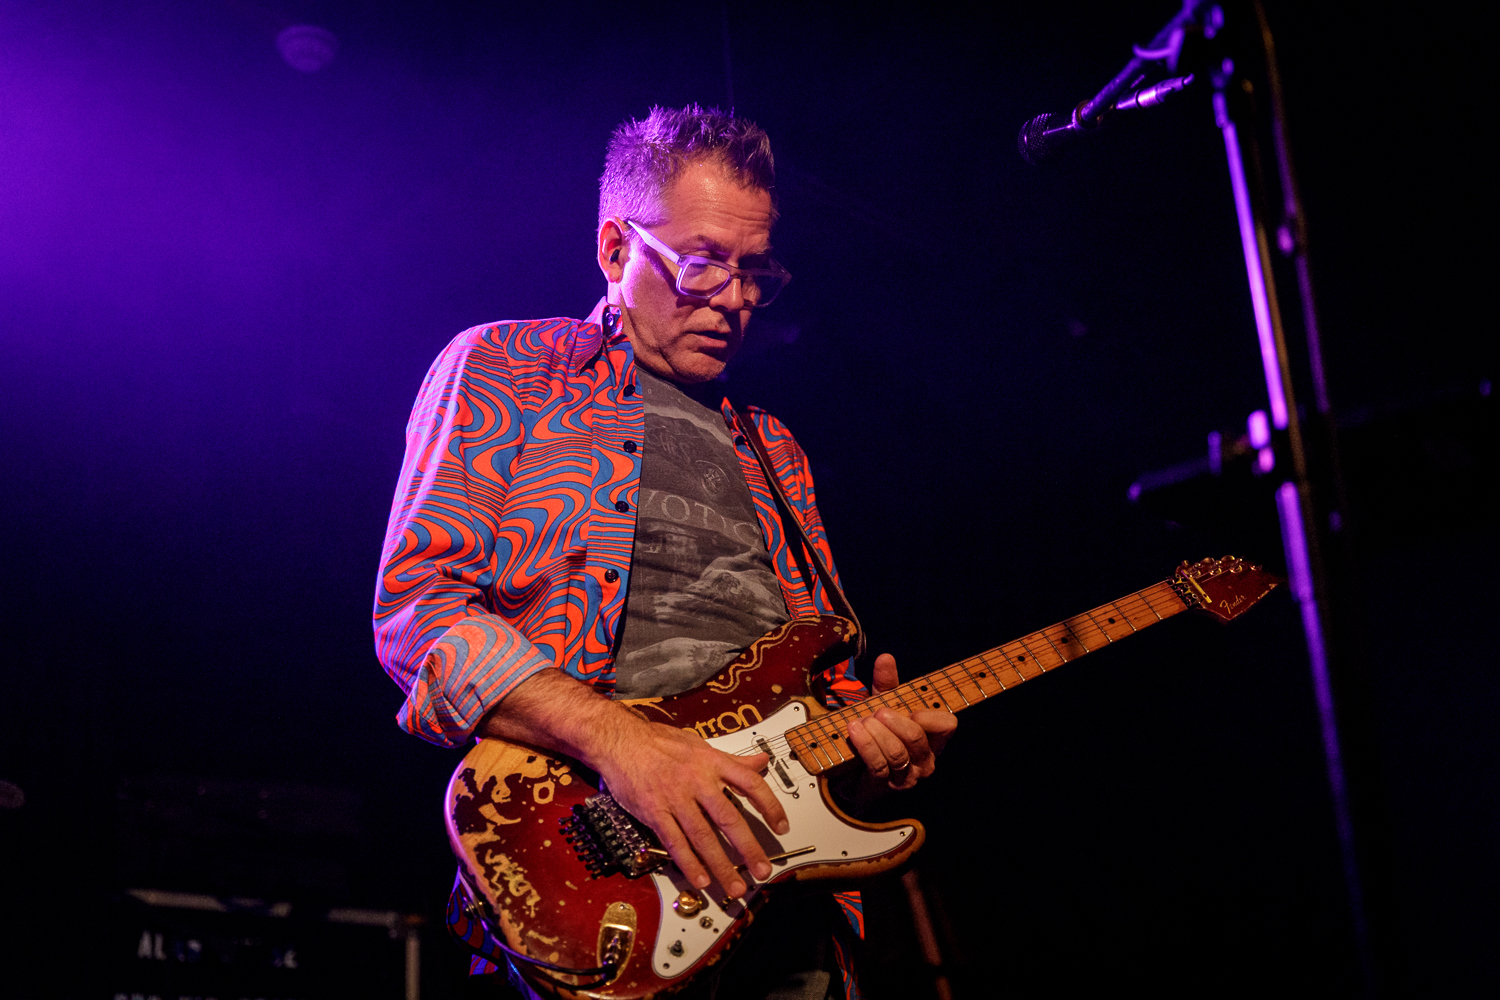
<box><xmin>668</xmin><ymin>356</ymin><xmax>728</xmax><ymax>385</ymax></box>
<box><xmin>665</xmin><ymin>343</ymin><xmax>736</xmax><ymax>384</ymax></box>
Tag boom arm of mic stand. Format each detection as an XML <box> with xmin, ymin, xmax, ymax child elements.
<box><xmin>1075</xmin><ymin>0</ymin><xmax>1213</xmax><ymax>128</ymax></box>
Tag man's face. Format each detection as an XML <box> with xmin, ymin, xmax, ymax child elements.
<box><xmin>610</xmin><ymin>159</ymin><xmax>774</xmax><ymax>385</ymax></box>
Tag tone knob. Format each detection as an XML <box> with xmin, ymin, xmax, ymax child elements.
<box><xmin>672</xmin><ymin>891</ymin><xmax>705</xmax><ymax>917</ymax></box>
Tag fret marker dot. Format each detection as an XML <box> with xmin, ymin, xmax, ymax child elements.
<box><xmin>1107</xmin><ymin>618</ymin><xmax>1115</xmax><ymax>623</ymax></box>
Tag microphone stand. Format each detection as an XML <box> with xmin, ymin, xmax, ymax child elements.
<box><xmin>1038</xmin><ymin>2</ymin><xmax>1378</xmax><ymax>992</ymax></box>
<box><xmin>1072</xmin><ymin>0</ymin><xmax>1213</xmax><ymax>129</ymax></box>
<box><xmin>1209</xmin><ymin>10</ymin><xmax>1378</xmax><ymax>996</ymax></box>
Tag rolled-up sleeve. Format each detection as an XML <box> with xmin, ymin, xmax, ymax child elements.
<box><xmin>373</xmin><ymin>329</ymin><xmax>553</xmax><ymax>747</ymax></box>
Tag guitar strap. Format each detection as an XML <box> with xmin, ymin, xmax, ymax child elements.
<box><xmin>732</xmin><ymin>402</ymin><xmax>867</xmax><ymax>661</ymax></box>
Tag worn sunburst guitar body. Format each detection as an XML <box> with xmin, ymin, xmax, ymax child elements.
<box><xmin>444</xmin><ymin>556</ymin><xmax>1278</xmax><ymax>998</ymax></box>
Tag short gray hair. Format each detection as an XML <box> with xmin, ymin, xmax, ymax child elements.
<box><xmin>598</xmin><ymin>104</ymin><xmax>777</xmax><ymax>231</ymax></box>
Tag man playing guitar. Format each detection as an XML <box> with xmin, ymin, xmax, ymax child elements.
<box><xmin>375</xmin><ymin>105</ymin><xmax>957</xmax><ymax>999</ymax></box>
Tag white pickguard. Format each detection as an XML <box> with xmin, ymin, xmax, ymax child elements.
<box><xmin>647</xmin><ymin>700</ymin><xmax>915</xmax><ymax>979</ymax></box>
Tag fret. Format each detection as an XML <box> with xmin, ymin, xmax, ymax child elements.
<box><xmin>936</xmin><ymin>672</ymin><xmax>971</xmax><ymax>707</ymax></box>
<box><xmin>973</xmin><ymin>657</ymin><xmax>1006</xmax><ymax>695</ymax></box>
<box><xmin>921</xmin><ymin>677</ymin><xmax>958</xmax><ymax>712</ymax></box>
<box><xmin>973</xmin><ymin>651</ymin><xmax>1009</xmax><ymax>693</ymax></box>
<box><xmin>1061</xmin><ymin>620</ymin><xmax>1092</xmax><ymax>654</ymax></box>
<box><xmin>909</xmin><ymin>676</ymin><xmax>953</xmax><ymax>711</ymax></box>
<box><xmin>1000</xmin><ymin>641</ymin><xmax>1038</xmax><ymax>681</ymax></box>
<box><xmin>1104</xmin><ymin>599</ymin><xmax>1134</xmax><ymax>638</ymax></box>
<box><xmin>1015</xmin><ymin>636</ymin><xmax>1055</xmax><ymax>674</ymax></box>
<box><xmin>795</xmin><ymin>727</ymin><xmax>838</xmax><ymax>772</ymax></box>
<box><xmin>1106</xmin><ymin>600</ymin><xmax>1139</xmax><ymax>633</ymax></box>
<box><xmin>1036</xmin><ymin>629</ymin><xmax>1068</xmax><ymax>667</ymax></box>
<box><xmin>1078</xmin><ymin>609</ymin><xmax>1111</xmax><ymax>647</ymax></box>
<box><xmin>1050</xmin><ymin>623</ymin><xmax>1087</xmax><ymax>657</ymax></box>
<box><xmin>882</xmin><ymin>686</ymin><xmax>923</xmax><ymax>714</ymax></box>
<box><xmin>1143</xmin><ymin>582</ymin><xmax>1188</xmax><ymax>620</ymax></box>
<box><xmin>944</xmin><ymin>663</ymin><xmax>981</xmax><ymax>706</ymax></box>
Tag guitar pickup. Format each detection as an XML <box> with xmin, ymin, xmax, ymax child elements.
<box><xmin>757</xmin><ymin>737</ymin><xmax>797</xmax><ymax>792</ymax></box>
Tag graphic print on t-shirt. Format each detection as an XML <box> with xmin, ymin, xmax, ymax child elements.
<box><xmin>612</xmin><ymin>370</ymin><xmax>790</xmax><ymax>699</ymax></box>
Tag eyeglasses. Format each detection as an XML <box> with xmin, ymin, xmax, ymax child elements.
<box><xmin>624</xmin><ymin>220</ymin><xmax>791</xmax><ymax>307</ymax></box>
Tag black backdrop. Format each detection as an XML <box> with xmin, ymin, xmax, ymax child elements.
<box><xmin>1</xmin><ymin>2</ymin><xmax>1493</xmax><ymax>996</ymax></box>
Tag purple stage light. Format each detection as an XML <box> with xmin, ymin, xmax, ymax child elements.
<box><xmin>1215</xmin><ymin>91</ymin><xmax>1289</xmax><ymax>431</ymax></box>
<box><xmin>1247</xmin><ymin>409</ymin><xmax>1270</xmax><ymax>448</ymax></box>
<box><xmin>277</xmin><ymin>25</ymin><xmax>338</xmax><ymax>74</ymax></box>
<box><xmin>1247</xmin><ymin>409</ymin><xmax>1275</xmax><ymax>474</ymax></box>
<box><xmin>1276</xmin><ymin>481</ymin><xmax>1367</xmax><ymax>953</ymax></box>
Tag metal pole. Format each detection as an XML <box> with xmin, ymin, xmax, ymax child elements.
<box><xmin>1214</xmin><ymin>65</ymin><xmax>1375</xmax><ymax>996</ymax></box>
<box><xmin>405</xmin><ymin>916</ymin><xmax>422</xmax><ymax>1000</ymax></box>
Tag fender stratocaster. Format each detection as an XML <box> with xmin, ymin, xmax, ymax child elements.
<box><xmin>444</xmin><ymin>556</ymin><xmax>1278</xmax><ymax>998</ymax></box>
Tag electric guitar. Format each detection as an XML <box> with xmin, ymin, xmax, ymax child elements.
<box><xmin>444</xmin><ymin>556</ymin><xmax>1278</xmax><ymax>998</ymax></box>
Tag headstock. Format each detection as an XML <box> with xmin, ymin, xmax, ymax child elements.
<box><xmin>1171</xmin><ymin>556</ymin><xmax>1280</xmax><ymax>623</ymax></box>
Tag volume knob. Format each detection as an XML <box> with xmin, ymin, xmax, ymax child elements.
<box><xmin>672</xmin><ymin>891</ymin><xmax>705</xmax><ymax>917</ymax></box>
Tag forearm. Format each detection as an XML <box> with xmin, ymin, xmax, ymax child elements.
<box><xmin>475</xmin><ymin>668</ymin><xmax>652</xmax><ymax>776</ymax></box>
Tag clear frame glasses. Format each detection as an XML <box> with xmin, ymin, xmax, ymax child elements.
<box><xmin>624</xmin><ymin>220</ymin><xmax>791</xmax><ymax>307</ymax></box>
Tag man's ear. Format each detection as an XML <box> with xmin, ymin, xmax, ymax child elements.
<box><xmin>597</xmin><ymin>219</ymin><xmax>628</xmax><ymax>284</ymax></box>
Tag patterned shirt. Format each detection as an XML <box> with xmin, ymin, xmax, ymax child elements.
<box><xmin>374</xmin><ymin>314</ymin><xmax>868</xmax><ymax>998</ymax></box>
<box><xmin>374</xmin><ymin>315</ymin><xmax>864</xmax><ymax>744</ymax></box>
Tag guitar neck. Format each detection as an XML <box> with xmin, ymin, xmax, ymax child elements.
<box><xmin>785</xmin><ymin>579</ymin><xmax>1191</xmax><ymax>774</ymax></box>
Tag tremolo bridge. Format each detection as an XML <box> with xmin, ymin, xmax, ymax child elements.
<box><xmin>561</xmin><ymin>793</ymin><xmax>666</xmax><ymax>879</ymax></box>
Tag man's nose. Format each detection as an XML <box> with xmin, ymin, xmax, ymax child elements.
<box><xmin>707</xmin><ymin>275</ymin><xmax>746</xmax><ymax>312</ymax></box>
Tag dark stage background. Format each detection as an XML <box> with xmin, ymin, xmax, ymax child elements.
<box><xmin>1</xmin><ymin>2</ymin><xmax>1493</xmax><ymax>996</ymax></box>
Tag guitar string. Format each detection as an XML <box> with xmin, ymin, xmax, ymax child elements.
<box><xmin>722</xmin><ymin>584</ymin><xmax>1182</xmax><ymax>762</ymax></box>
<box><xmin>732</xmin><ymin>575</ymin><xmax>1253</xmax><ymax>766</ymax></box>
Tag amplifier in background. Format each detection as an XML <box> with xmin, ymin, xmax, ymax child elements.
<box><xmin>107</xmin><ymin>888</ymin><xmax>420</xmax><ymax>1000</ymax></box>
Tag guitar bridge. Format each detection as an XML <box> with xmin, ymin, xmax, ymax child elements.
<box><xmin>561</xmin><ymin>794</ymin><xmax>663</xmax><ymax>879</ymax></box>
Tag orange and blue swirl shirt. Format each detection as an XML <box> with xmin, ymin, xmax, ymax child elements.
<box><xmin>375</xmin><ymin>314</ymin><xmax>869</xmax><ymax>994</ymax></box>
<box><xmin>374</xmin><ymin>314</ymin><xmax>865</xmax><ymax>744</ymax></box>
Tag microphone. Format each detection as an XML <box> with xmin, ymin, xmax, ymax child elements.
<box><xmin>1017</xmin><ymin>73</ymin><xmax>1195</xmax><ymax>166</ymax></box>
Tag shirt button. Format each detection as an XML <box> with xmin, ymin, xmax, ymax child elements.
<box><xmin>622</xmin><ymin>384</ymin><xmax>636</xmax><ymax>396</ymax></box>
<box><xmin>623</xmin><ymin>440</ymin><xmax>637</xmax><ymax>453</ymax></box>
<box><xmin>604</xmin><ymin>568</ymin><xmax>619</xmax><ymax>583</ymax></box>
<box><xmin>615</xmin><ymin>500</ymin><xmax>630</xmax><ymax>512</ymax></box>
<box><xmin>734</xmin><ymin>435</ymin><xmax>746</xmax><ymax>446</ymax></box>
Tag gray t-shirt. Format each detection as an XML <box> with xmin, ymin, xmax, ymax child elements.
<box><xmin>612</xmin><ymin>369</ymin><xmax>791</xmax><ymax>698</ymax></box>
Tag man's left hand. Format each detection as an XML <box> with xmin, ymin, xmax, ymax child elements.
<box><xmin>843</xmin><ymin>653</ymin><xmax>957</xmax><ymax>799</ymax></box>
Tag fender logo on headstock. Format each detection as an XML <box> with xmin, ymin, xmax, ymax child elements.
<box><xmin>1173</xmin><ymin>556</ymin><xmax>1280</xmax><ymax>623</ymax></box>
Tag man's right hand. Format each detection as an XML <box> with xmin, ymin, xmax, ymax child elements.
<box><xmin>476</xmin><ymin>669</ymin><xmax>787</xmax><ymax>899</ymax></box>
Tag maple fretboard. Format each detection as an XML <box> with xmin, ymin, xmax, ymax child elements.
<box><xmin>784</xmin><ymin>580</ymin><xmax>1191</xmax><ymax>774</ymax></box>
